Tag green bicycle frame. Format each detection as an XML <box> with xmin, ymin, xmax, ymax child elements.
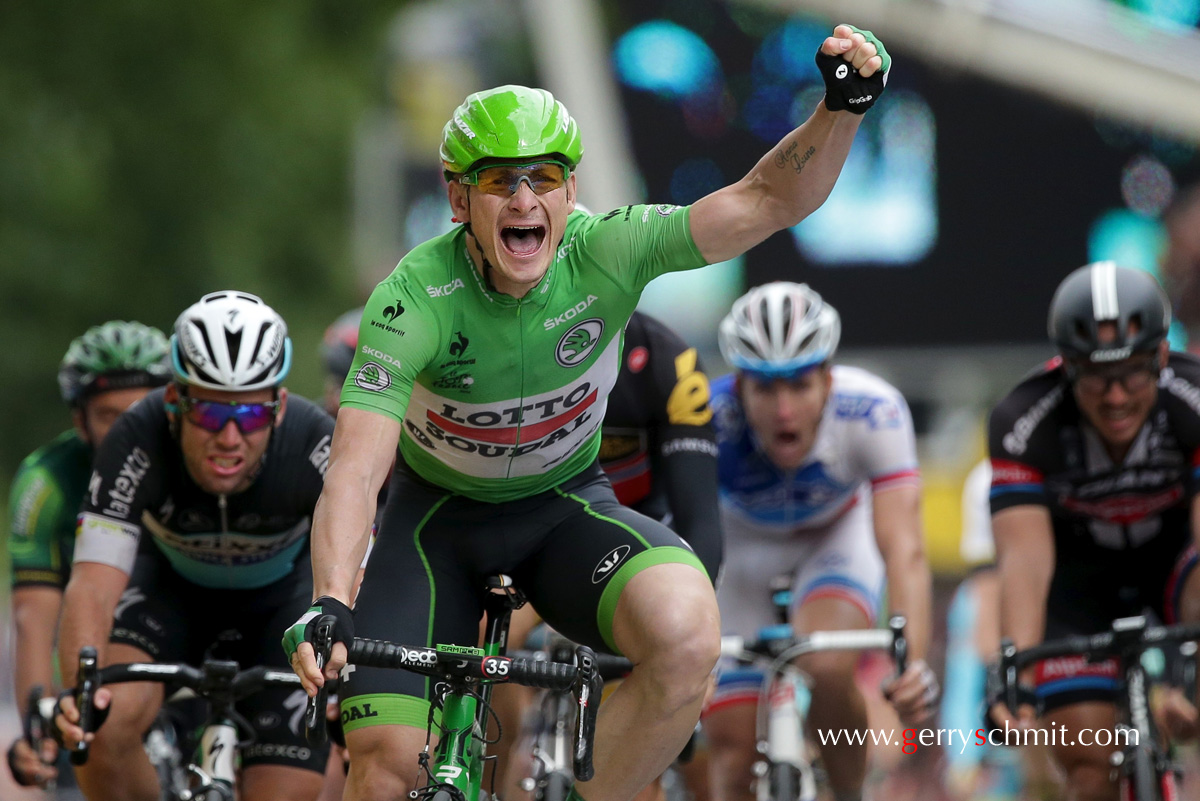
<box><xmin>428</xmin><ymin>592</ymin><xmax>515</xmax><ymax>801</ymax></box>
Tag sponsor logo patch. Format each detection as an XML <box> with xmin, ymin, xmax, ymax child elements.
<box><xmin>592</xmin><ymin>544</ymin><xmax>631</xmax><ymax>584</ymax></box>
<box><xmin>556</xmin><ymin>319</ymin><xmax>604</xmax><ymax>367</ymax></box>
<box><xmin>354</xmin><ymin>362</ymin><xmax>391</xmax><ymax>392</ymax></box>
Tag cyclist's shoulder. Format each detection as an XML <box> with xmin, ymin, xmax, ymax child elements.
<box><xmin>9</xmin><ymin>430</ymin><xmax>86</xmax><ymax>516</ymax></box>
<box><xmin>562</xmin><ymin>204</ymin><xmax>690</xmax><ymax>250</ymax></box>
<box><xmin>376</xmin><ymin>228</ymin><xmax>469</xmax><ymax>298</ymax></box>
<box><xmin>989</xmin><ymin>359</ymin><xmax>1069</xmax><ymax>425</ymax></box>
<box><xmin>830</xmin><ymin>364</ymin><xmax>905</xmax><ymax>402</ymax></box>
<box><xmin>14</xmin><ymin>429</ymin><xmax>88</xmax><ymax>480</ymax></box>
<box><xmin>827</xmin><ymin>365</ymin><xmax>911</xmax><ymax>431</ymax></box>
<box><xmin>1158</xmin><ymin>351</ymin><xmax>1200</xmax><ymax>414</ymax></box>
<box><xmin>274</xmin><ymin>393</ymin><xmax>335</xmax><ymax>457</ymax></box>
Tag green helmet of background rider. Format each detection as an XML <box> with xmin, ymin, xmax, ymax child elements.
<box><xmin>58</xmin><ymin>320</ymin><xmax>172</xmax><ymax>407</ymax></box>
<box><xmin>439</xmin><ymin>85</ymin><xmax>584</xmax><ymax>178</ymax></box>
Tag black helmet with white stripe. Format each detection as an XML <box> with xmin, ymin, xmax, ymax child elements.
<box><xmin>171</xmin><ymin>291</ymin><xmax>292</xmax><ymax>391</ymax></box>
<box><xmin>1048</xmin><ymin>261</ymin><xmax>1170</xmax><ymax>363</ymax></box>
<box><xmin>718</xmin><ymin>281</ymin><xmax>840</xmax><ymax>378</ymax></box>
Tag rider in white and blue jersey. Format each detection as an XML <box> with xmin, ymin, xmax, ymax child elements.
<box><xmin>703</xmin><ymin>282</ymin><xmax>936</xmax><ymax>801</ymax></box>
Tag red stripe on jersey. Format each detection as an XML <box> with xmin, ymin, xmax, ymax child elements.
<box><xmin>990</xmin><ymin>459</ymin><xmax>1043</xmax><ymax>486</ymax></box>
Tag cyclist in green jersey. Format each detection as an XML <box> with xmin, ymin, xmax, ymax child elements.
<box><xmin>286</xmin><ymin>25</ymin><xmax>890</xmax><ymax>801</ymax></box>
<box><xmin>6</xmin><ymin>321</ymin><xmax>171</xmax><ymax>790</ymax></box>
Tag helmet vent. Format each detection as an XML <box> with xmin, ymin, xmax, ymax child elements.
<box><xmin>225</xmin><ymin>327</ymin><xmax>244</xmax><ymax>369</ymax></box>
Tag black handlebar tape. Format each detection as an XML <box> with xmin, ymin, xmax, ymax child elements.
<box><xmin>999</xmin><ymin>639</ymin><xmax>1019</xmax><ymax>716</ymax></box>
<box><xmin>71</xmin><ymin>647</ymin><xmax>99</xmax><ymax>766</ymax></box>
<box><xmin>304</xmin><ymin>616</ymin><xmax>335</xmax><ymax>746</ymax></box>
<box><xmin>888</xmin><ymin>614</ymin><xmax>908</xmax><ymax>674</ymax></box>
<box><xmin>507</xmin><ymin>657</ymin><xmax>578</xmax><ymax>691</ymax></box>
<box><xmin>572</xmin><ymin>646</ymin><xmax>601</xmax><ymax>782</ymax></box>
<box><xmin>23</xmin><ymin>685</ymin><xmax>45</xmax><ymax>745</ymax></box>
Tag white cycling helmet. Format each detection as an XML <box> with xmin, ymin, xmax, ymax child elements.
<box><xmin>171</xmin><ymin>291</ymin><xmax>292</xmax><ymax>391</ymax></box>
<box><xmin>718</xmin><ymin>281</ymin><xmax>840</xmax><ymax>378</ymax></box>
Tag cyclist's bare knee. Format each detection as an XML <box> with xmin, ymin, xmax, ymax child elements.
<box><xmin>795</xmin><ymin>650</ymin><xmax>859</xmax><ymax>695</ymax></box>
<box><xmin>344</xmin><ymin>724</ymin><xmax>426</xmax><ymax>801</ymax></box>
<box><xmin>614</xmin><ymin>564</ymin><xmax>720</xmax><ymax>694</ymax></box>
<box><xmin>1063</xmin><ymin>763</ymin><xmax>1116</xmax><ymax>801</ymax></box>
<box><xmin>242</xmin><ymin>764</ymin><xmax>323</xmax><ymax>801</ymax></box>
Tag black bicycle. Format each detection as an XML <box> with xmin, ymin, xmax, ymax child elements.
<box><xmin>67</xmin><ymin>647</ymin><xmax>305</xmax><ymax>801</ymax></box>
<box><xmin>305</xmin><ymin>575</ymin><xmax>603</xmax><ymax>801</ymax></box>
<box><xmin>995</xmin><ymin>615</ymin><xmax>1200</xmax><ymax>801</ymax></box>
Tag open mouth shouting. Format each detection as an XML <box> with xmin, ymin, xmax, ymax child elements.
<box><xmin>500</xmin><ymin>224</ymin><xmax>547</xmax><ymax>258</ymax></box>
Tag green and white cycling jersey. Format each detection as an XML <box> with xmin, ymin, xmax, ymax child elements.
<box><xmin>340</xmin><ymin>204</ymin><xmax>708</xmax><ymax>502</ymax></box>
<box><xmin>7</xmin><ymin>430</ymin><xmax>90</xmax><ymax>588</ymax></box>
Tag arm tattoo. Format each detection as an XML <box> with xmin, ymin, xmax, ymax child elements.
<box><xmin>773</xmin><ymin>142</ymin><xmax>816</xmax><ymax>174</ymax></box>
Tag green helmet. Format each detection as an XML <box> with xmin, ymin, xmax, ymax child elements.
<box><xmin>440</xmin><ymin>85</ymin><xmax>584</xmax><ymax>176</ymax></box>
<box><xmin>58</xmin><ymin>320</ymin><xmax>172</xmax><ymax>406</ymax></box>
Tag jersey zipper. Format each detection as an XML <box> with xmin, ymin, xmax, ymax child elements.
<box><xmin>511</xmin><ymin>300</ymin><xmax>525</xmax><ymax>479</ymax></box>
<box><xmin>218</xmin><ymin>493</ymin><xmax>230</xmax><ymax>569</ymax></box>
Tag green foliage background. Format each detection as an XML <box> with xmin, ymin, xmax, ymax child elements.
<box><xmin>0</xmin><ymin>0</ymin><xmax>404</xmax><ymax>482</ymax></box>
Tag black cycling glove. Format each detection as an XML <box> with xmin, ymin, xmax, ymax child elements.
<box><xmin>815</xmin><ymin>25</ymin><xmax>890</xmax><ymax>114</ymax></box>
<box><xmin>283</xmin><ymin>596</ymin><xmax>355</xmax><ymax>661</ymax></box>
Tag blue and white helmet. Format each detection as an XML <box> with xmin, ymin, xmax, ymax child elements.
<box><xmin>718</xmin><ymin>282</ymin><xmax>840</xmax><ymax>378</ymax></box>
<box><xmin>171</xmin><ymin>291</ymin><xmax>292</xmax><ymax>391</ymax></box>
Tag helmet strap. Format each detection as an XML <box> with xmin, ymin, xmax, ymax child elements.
<box><xmin>460</xmin><ymin>193</ymin><xmax>499</xmax><ymax>293</ymax></box>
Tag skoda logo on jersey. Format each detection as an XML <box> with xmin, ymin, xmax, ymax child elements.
<box><xmin>355</xmin><ymin>362</ymin><xmax>392</xmax><ymax>392</ymax></box>
<box><xmin>556</xmin><ymin>318</ymin><xmax>604</xmax><ymax>368</ymax></box>
<box><xmin>592</xmin><ymin>544</ymin><xmax>631</xmax><ymax>584</ymax></box>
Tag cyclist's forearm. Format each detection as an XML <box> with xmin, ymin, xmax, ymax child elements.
<box><xmin>992</xmin><ymin>507</ymin><xmax>1054</xmax><ymax>649</ymax></box>
<box><xmin>884</xmin><ymin>549</ymin><xmax>932</xmax><ymax>660</ymax></box>
<box><xmin>12</xmin><ymin>586</ymin><xmax>63</xmax><ymax>701</ymax></box>
<box><xmin>690</xmin><ymin>107</ymin><xmax>861</xmax><ymax>264</ymax></box>
<box><xmin>873</xmin><ymin>486</ymin><xmax>932</xmax><ymax>658</ymax></box>
<box><xmin>310</xmin><ymin>473</ymin><xmax>374</xmax><ymax>603</ymax></box>
<box><xmin>57</xmin><ymin>565</ymin><xmax>126</xmax><ymax>687</ymax></box>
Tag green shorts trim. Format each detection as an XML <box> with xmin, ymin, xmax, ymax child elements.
<box><xmin>339</xmin><ymin>693</ymin><xmax>441</xmax><ymax>734</ymax></box>
<box><xmin>597</xmin><ymin>546</ymin><xmax>706</xmax><ymax>653</ymax></box>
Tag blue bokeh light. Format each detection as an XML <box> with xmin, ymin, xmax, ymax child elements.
<box><xmin>613</xmin><ymin>21</ymin><xmax>722</xmax><ymax>100</ymax></box>
<box><xmin>752</xmin><ymin>17</ymin><xmax>827</xmax><ymax>88</ymax></box>
<box><xmin>669</xmin><ymin>158</ymin><xmax>724</xmax><ymax>204</ymax></box>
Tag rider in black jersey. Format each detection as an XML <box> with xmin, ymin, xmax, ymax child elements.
<box><xmin>599</xmin><ymin>311</ymin><xmax>721</xmax><ymax>576</ymax></box>
<box><xmin>988</xmin><ymin>263</ymin><xmax>1200</xmax><ymax>801</ymax></box>
<box><xmin>53</xmin><ymin>291</ymin><xmax>334</xmax><ymax>801</ymax></box>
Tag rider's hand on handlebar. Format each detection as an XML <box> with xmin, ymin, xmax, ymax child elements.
<box><xmin>1156</xmin><ymin>686</ymin><xmax>1200</xmax><ymax>743</ymax></box>
<box><xmin>283</xmin><ymin>596</ymin><xmax>355</xmax><ymax>696</ymax></box>
<box><xmin>6</xmin><ymin>737</ymin><xmax>58</xmax><ymax>788</ymax></box>
<box><xmin>882</xmin><ymin>659</ymin><xmax>939</xmax><ymax>725</ymax></box>
<box><xmin>51</xmin><ymin>688</ymin><xmax>112</xmax><ymax>751</ymax></box>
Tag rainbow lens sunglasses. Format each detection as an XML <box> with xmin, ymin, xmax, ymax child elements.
<box><xmin>458</xmin><ymin>161</ymin><xmax>571</xmax><ymax>196</ymax></box>
<box><xmin>169</xmin><ymin>396</ymin><xmax>281</xmax><ymax>434</ymax></box>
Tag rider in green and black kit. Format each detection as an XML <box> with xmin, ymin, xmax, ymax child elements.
<box><xmin>286</xmin><ymin>25</ymin><xmax>891</xmax><ymax>801</ymax></box>
<box><xmin>6</xmin><ymin>321</ymin><xmax>171</xmax><ymax>792</ymax></box>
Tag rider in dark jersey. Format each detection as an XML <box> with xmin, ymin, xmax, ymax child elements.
<box><xmin>600</xmin><ymin>311</ymin><xmax>721</xmax><ymax>575</ymax></box>
<box><xmin>53</xmin><ymin>292</ymin><xmax>334</xmax><ymax>801</ymax></box>
<box><xmin>988</xmin><ymin>262</ymin><xmax>1200</xmax><ymax>801</ymax></box>
<box><xmin>6</xmin><ymin>322</ymin><xmax>171</xmax><ymax>793</ymax></box>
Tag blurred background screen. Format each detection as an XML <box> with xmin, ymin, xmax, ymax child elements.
<box><xmin>610</xmin><ymin>1</ymin><xmax>1200</xmax><ymax>347</ymax></box>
